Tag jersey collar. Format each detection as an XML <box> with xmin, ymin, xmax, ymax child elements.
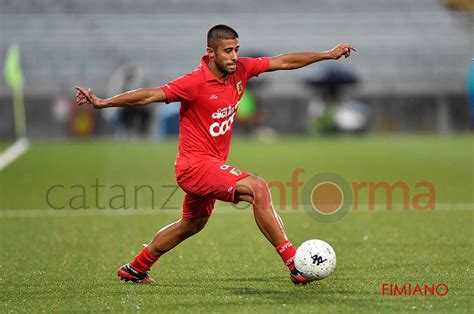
<box><xmin>201</xmin><ymin>55</ymin><xmax>228</xmax><ymax>84</ymax></box>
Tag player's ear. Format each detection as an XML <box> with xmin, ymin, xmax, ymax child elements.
<box><xmin>207</xmin><ymin>47</ymin><xmax>215</xmax><ymax>59</ymax></box>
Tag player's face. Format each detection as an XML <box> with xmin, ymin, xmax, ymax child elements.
<box><xmin>210</xmin><ymin>38</ymin><xmax>240</xmax><ymax>74</ymax></box>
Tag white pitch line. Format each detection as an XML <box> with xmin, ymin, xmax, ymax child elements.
<box><xmin>0</xmin><ymin>203</ymin><xmax>472</xmax><ymax>218</ymax></box>
<box><xmin>0</xmin><ymin>208</ymin><xmax>170</xmax><ymax>218</ymax></box>
<box><xmin>0</xmin><ymin>137</ymin><xmax>30</xmax><ymax>172</ymax></box>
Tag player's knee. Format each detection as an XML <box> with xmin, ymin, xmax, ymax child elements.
<box><xmin>190</xmin><ymin>217</ymin><xmax>208</xmax><ymax>234</ymax></box>
<box><xmin>250</xmin><ymin>176</ymin><xmax>271</xmax><ymax>202</ymax></box>
<box><xmin>236</xmin><ymin>176</ymin><xmax>271</xmax><ymax>205</ymax></box>
<box><xmin>179</xmin><ymin>217</ymin><xmax>208</xmax><ymax>237</ymax></box>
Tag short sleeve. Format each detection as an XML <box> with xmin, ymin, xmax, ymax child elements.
<box><xmin>239</xmin><ymin>57</ymin><xmax>270</xmax><ymax>80</ymax></box>
<box><xmin>161</xmin><ymin>74</ymin><xmax>198</xmax><ymax>104</ymax></box>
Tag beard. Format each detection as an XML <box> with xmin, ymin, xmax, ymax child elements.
<box><xmin>216</xmin><ymin>59</ymin><xmax>237</xmax><ymax>74</ymax></box>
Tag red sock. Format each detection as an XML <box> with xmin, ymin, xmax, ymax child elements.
<box><xmin>130</xmin><ymin>247</ymin><xmax>160</xmax><ymax>273</ymax></box>
<box><xmin>275</xmin><ymin>240</ymin><xmax>296</xmax><ymax>270</ymax></box>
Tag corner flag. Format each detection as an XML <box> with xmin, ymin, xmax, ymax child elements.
<box><xmin>4</xmin><ymin>44</ymin><xmax>27</xmax><ymax>137</ymax></box>
<box><xmin>4</xmin><ymin>44</ymin><xmax>24</xmax><ymax>91</ymax></box>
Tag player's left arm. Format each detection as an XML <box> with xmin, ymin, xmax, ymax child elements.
<box><xmin>267</xmin><ymin>43</ymin><xmax>356</xmax><ymax>72</ymax></box>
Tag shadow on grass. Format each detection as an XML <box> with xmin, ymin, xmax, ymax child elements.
<box><xmin>219</xmin><ymin>276</ymin><xmax>284</xmax><ymax>283</ymax></box>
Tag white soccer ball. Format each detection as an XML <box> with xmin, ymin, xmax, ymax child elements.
<box><xmin>294</xmin><ymin>239</ymin><xmax>337</xmax><ymax>281</ymax></box>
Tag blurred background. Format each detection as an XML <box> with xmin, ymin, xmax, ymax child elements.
<box><xmin>0</xmin><ymin>0</ymin><xmax>473</xmax><ymax>139</ymax></box>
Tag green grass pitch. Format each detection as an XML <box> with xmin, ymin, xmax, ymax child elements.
<box><xmin>0</xmin><ymin>136</ymin><xmax>473</xmax><ymax>312</ymax></box>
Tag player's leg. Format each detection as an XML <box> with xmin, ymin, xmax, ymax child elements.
<box><xmin>203</xmin><ymin>163</ymin><xmax>308</xmax><ymax>285</ymax></box>
<box><xmin>235</xmin><ymin>175</ymin><xmax>286</xmax><ymax>246</ymax></box>
<box><xmin>235</xmin><ymin>175</ymin><xmax>309</xmax><ymax>285</ymax></box>
<box><xmin>146</xmin><ymin>215</ymin><xmax>209</xmax><ymax>256</ymax></box>
<box><xmin>117</xmin><ymin>195</ymin><xmax>213</xmax><ymax>283</ymax></box>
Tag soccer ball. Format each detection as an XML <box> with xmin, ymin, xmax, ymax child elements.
<box><xmin>294</xmin><ymin>239</ymin><xmax>337</xmax><ymax>281</ymax></box>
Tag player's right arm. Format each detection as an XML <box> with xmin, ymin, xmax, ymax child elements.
<box><xmin>75</xmin><ymin>86</ymin><xmax>167</xmax><ymax>109</ymax></box>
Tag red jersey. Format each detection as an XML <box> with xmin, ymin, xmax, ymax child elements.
<box><xmin>161</xmin><ymin>55</ymin><xmax>269</xmax><ymax>162</ymax></box>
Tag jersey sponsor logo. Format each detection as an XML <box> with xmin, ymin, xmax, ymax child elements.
<box><xmin>209</xmin><ymin>102</ymin><xmax>240</xmax><ymax>137</ymax></box>
<box><xmin>209</xmin><ymin>94</ymin><xmax>218</xmax><ymax>100</ymax></box>
<box><xmin>212</xmin><ymin>105</ymin><xmax>236</xmax><ymax>119</ymax></box>
<box><xmin>209</xmin><ymin>113</ymin><xmax>236</xmax><ymax>137</ymax></box>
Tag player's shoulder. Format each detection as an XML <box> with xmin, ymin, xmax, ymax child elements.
<box><xmin>237</xmin><ymin>57</ymin><xmax>253</xmax><ymax>66</ymax></box>
<box><xmin>187</xmin><ymin>64</ymin><xmax>207</xmax><ymax>86</ymax></box>
<box><xmin>236</xmin><ymin>57</ymin><xmax>254</xmax><ymax>75</ymax></box>
<box><xmin>238</xmin><ymin>57</ymin><xmax>266</xmax><ymax>64</ymax></box>
<box><xmin>237</xmin><ymin>57</ymin><xmax>268</xmax><ymax>72</ymax></box>
<box><xmin>185</xmin><ymin>66</ymin><xmax>203</xmax><ymax>80</ymax></box>
<box><xmin>173</xmin><ymin>67</ymin><xmax>204</xmax><ymax>86</ymax></box>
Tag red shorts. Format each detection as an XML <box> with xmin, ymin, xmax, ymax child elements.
<box><xmin>175</xmin><ymin>157</ymin><xmax>250</xmax><ymax>220</ymax></box>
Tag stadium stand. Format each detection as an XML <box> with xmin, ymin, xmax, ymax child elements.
<box><xmin>0</xmin><ymin>0</ymin><xmax>472</xmax><ymax>96</ymax></box>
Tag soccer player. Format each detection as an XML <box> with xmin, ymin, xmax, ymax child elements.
<box><xmin>76</xmin><ymin>25</ymin><xmax>355</xmax><ymax>285</ymax></box>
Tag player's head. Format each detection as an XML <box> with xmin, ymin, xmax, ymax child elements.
<box><xmin>207</xmin><ymin>25</ymin><xmax>239</xmax><ymax>74</ymax></box>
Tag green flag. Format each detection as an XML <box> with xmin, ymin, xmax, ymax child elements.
<box><xmin>4</xmin><ymin>44</ymin><xmax>24</xmax><ymax>90</ymax></box>
<box><xmin>4</xmin><ymin>44</ymin><xmax>27</xmax><ymax>137</ymax></box>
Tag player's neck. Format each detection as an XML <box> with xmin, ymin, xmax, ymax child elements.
<box><xmin>207</xmin><ymin>61</ymin><xmax>229</xmax><ymax>83</ymax></box>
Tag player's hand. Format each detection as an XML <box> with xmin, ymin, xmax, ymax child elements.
<box><xmin>328</xmin><ymin>44</ymin><xmax>356</xmax><ymax>60</ymax></box>
<box><xmin>75</xmin><ymin>86</ymin><xmax>106</xmax><ymax>109</ymax></box>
